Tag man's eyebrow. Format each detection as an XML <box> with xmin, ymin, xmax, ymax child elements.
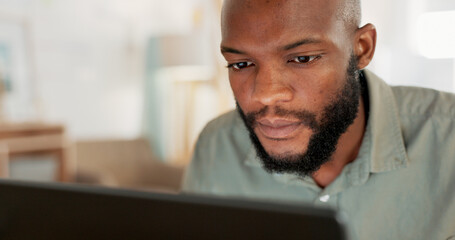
<box><xmin>282</xmin><ymin>38</ymin><xmax>322</xmax><ymax>51</ymax></box>
<box><xmin>220</xmin><ymin>46</ymin><xmax>245</xmax><ymax>54</ymax></box>
<box><xmin>220</xmin><ymin>38</ymin><xmax>322</xmax><ymax>54</ymax></box>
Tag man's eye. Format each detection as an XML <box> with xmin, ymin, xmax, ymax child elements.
<box><xmin>290</xmin><ymin>55</ymin><xmax>319</xmax><ymax>64</ymax></box>
<box><xmin>227</xmin><ymin>61</ymin><xmax>254</xmax><ymax>70</ymax></box>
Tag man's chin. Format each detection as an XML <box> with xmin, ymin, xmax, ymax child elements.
<box><xmin>266</xmin><ymin>153</ymin><xmax>305</xmax><ymax>163</ymax></box>
<box><xmin>261</xmin><ymin>145</ymin><xmax>308</xmax><ymax>163</ymax></box>
<box><xmin>257</xmin><ymin>136</ymin><xmax>309</xmax><ymax>160</ymax></box>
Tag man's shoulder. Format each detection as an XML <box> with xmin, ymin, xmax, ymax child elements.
<box><xmin>182</xmin><ymin>110</ymin><xmax>252</xmax><ymax>194</ymax></box>
<box><xmin>196</xmin><ymin>109</ymin><xmax>249</xmax><ymax>148</ymax></box>
<box><xmin>203</xmin><ymin>110</ymin><xmax>243</xmax><ymax>134</ymax></box>
<box><xmin>390</xmin><ymin>85</ymin><xmax>455</xmax><ymax>118</ymax></box>
<box><xmin>389</xmin><ymin>85</ymin><xmax>455</xmax><ymax>158</ymax></box>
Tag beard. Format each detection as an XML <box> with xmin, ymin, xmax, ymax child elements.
<box><xmin>237</xmin><ymin>55</ymin><xmax>361</xmax><ymax>177</ymax></box>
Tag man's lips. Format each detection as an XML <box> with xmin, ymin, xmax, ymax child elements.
<box><xmin>256</xmin><ymin>119</ymin><xmax>302</xmax><ymax>139</ymax></box>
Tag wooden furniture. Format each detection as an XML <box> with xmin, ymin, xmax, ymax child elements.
<box><xmin>0</xmin><ymin>143</ymin><xmax>8</xmax><ymax>177</ymax></box>
<box><xmin>75</xmin><ymin>138</ymin><xmax>184</xmax><ymax>192</ymax></box>
<box><xmin>0</xmin><ymin>122</ymin><xmax>72</xmax><ymax>181</ymax></box>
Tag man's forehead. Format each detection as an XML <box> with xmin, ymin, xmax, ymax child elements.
<box><xmin>221</xmin><ymin>0</ymin><xmax>340</xmax><ymax>33</ymax></box>
<box><xmin>222</xmin><ymin>0</ymin><xmax>339</xmax><ymax>19</ymax></box>
<box><xmin>221</xmin><ymin>0</ymin><xmax>341</xmax><ymax>49</ymax></box>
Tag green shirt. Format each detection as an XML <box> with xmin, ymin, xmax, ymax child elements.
<box><xmin>182</xmin><ymin>70</ymin><xmax>455</xmax><ymax>240</ymax></box>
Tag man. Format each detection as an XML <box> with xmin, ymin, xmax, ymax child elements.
<box><xmin>182</xmin><ymin>0</ymin><xmax>455</xmax><ymax>239</ymax></box>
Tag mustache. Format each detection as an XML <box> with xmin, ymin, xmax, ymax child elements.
<box><xmin>240</xmin><ymin>105</ymin><xmax>320</xmax><ymax>131</ymax></box>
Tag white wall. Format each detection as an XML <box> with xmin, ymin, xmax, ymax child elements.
<box><xmin>363</xmin><ymin>0</ymin><xmax>455</xmax><ymax>91</ymax></box>
<box><xmin>32</xmin><ymin>0</ymin><xmax>143</xmax><ymax>139</ymax></box>
<box><xmin>0</xmin><ymin>0</ymin><xmax>200</xmax><ymax>140</ymax></box>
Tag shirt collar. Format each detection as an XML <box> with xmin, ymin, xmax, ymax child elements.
<box><xmin>243</xmin><ymin>70</ymin><xmax>409</xmax><ymax>174</ymax></box>
<box><xmin>363</xmin><ymin>70</ymin><xmax>409</xmax><ymax>172</ymax></box>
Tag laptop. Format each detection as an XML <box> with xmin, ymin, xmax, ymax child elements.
<box><xmin>0</xmin><ymin>179</ymin><xmax>349</xmax><ymax>240</ymax></box>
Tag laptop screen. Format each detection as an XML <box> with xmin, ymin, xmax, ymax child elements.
<box><xmin>0</xmin><ymin>179</ymin><xmax>349</xmax><ymax>240</ymax></box>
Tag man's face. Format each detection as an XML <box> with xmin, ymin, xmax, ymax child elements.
<box><xmin>221</xmin><ymin>0</ymin><xmax>361</xmax><ymax>176</ymax></box>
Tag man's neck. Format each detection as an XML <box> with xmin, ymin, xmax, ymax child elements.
<box><xmin>312</xmin><ymin>95</ymin><xmax>367</xmax><ymax>188</ymax></box>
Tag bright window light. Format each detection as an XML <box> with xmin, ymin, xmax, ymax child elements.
<box><xmin>417</xmin><ymin>11</ymin><xmax>455</xmax><ymax>59</ymax></box>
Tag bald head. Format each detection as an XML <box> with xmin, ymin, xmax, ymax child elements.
<box><xmin>222</xmin><ymin>0</ymin><xmax>362</xmax><ymax>34</ymax></box>
<box><xmin>220</xmin><ymin>0</ymin><xmax>376</xmax><ymax>73</ymax></box>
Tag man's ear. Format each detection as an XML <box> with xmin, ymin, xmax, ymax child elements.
<box><xmin>354</xmin><ymin>23</ymin><xmax>377</xmax><ymax>69</ymax></box>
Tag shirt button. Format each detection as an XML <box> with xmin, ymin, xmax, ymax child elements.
<box><xmin>319</xmin><ymin>195</ymin><xmax>330</xmax><ymax>202</ymax></box>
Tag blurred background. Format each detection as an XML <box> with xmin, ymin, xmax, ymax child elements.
<box><xmin>0</xmin><ymin>0</ymin><xmax>454</xmax><ymax>192</ymax></box>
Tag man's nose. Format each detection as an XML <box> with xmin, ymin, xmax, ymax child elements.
<box><xmin>251</xmin><ymin>66</ymin><xmax>294</xmax><ymax>106</ymax></box>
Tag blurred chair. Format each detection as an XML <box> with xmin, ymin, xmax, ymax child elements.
<box><xmin>74</xmin><ymin>138</ymin><xmax>184</xmax><ymax>193</ymax></box>
<box><xmin>0</xmin><ymin>122</ymin><xmax>72</xmax><ymax>181</ymax></box>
